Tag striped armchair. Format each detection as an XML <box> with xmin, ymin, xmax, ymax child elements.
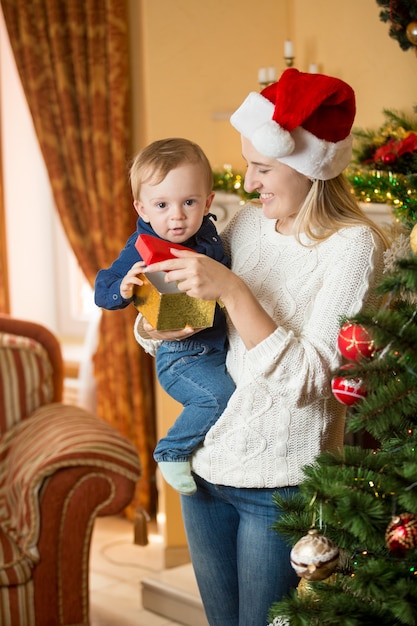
<box><xmin>0</xmin><ymin>315</ymin><xmax>141</xmax><ymax>626</ymax></box>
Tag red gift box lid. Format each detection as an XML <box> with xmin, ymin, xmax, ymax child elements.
<box><xmin>135</xmin><ymin>234</ymin><xmax>193</xmax><ymax>264</ymax></box>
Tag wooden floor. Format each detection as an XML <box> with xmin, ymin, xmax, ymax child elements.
<box><xmin>90</xmin><ymin>515</ymin><xmax>206</xmax><ymax>626</ymax></box>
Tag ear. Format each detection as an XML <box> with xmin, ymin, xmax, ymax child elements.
<box><xmin>134</xmin><ymin>200</ymin><xmax>150</xmax><ymax>223</ymax></box>
<box><xmin>204</xmin><ymin>192</ymin><xmax>216</xmax><ymax>215</ymax></box>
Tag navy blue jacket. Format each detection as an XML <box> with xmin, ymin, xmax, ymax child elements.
<box><xmin>94</xmin><ymin>214</ymin><xmax>229</xmax><ymax>351</ymax></box>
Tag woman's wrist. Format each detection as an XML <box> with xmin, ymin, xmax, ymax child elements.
<box><xmin>221</xmin><ymin>275</ymin><xmax>278</xmax><ymax>349</ymax></box>
<box><xmin>219</xmin><ymin>274</ymin><xmax>248</xmax><ymax>310</ymax></box>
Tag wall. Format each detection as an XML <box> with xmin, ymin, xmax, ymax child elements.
<box><xmin>130</xmin><ymin>0</ymin><xmax>292</xmax><ymax>167</ymax></box>
<box><xmin>294</xmin><ymin>1</ymin><xmax>417</xmax><ymax>129</ymax></box>
<box><xmin>131</xmin><ymin>0</ymin><xmax>417</xmax><ymax>171</ymax></box>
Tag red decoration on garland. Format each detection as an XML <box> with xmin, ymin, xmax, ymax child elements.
<box><xmin>337</xmin><ymin>322</ymin><xmax>376</xmax><ymax>362</ymax></box>
<box><xmin>385</xmin><ymin>513</ymin><xmax>417</xmax><ymax>556</ymax></box>
<box><xmin>331</xmin><ymin>364</ymin><xmax>367</xmax><ymax>406</ymax></box>
<box><xmin>372</xmin><ymin>133</ymin><xmax>417</xmax><ymax>167</ymax></box>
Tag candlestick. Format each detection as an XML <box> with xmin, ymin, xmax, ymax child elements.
<box><xmin>309</xmin><ymin>63</ymin><xmax>318</xmax><ymax>73</ymax></box>
<box><xmin>258</xmin><ymin>67</ymin><xmax>268</xmax><ymax>84</ymax></box>
<box><xmin>284</xmin><ymin>40</ymin><xmax>293</xmax><ymax>58</ymax></box>
<box><xmin>284</xmin><ymin>40</ymin><xmax>295</xmax><ymax>68</ymax></box>
<box><xmin>258</xmin><ymin>66</ymin><xmax>276</xmax><ymax>87</ymax></box>
<box><xmin>267</xmin><ymin>67</ymin><xmax>276</xmax><ymax>82</ymax></box>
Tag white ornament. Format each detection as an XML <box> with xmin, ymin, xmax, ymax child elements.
<box><xmin>290</xmin><ymin>529</ymin><xmax>339</xmax><ymax>581</ymax></box>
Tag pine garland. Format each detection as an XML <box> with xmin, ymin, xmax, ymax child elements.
<box><xmin>348</xmin><ymin>107</ymin><xmax>417</xmax><ymax>227</ymax></box>
<box><xmin>345</xmin><ymin>169</ymin><xmax>417</xmax><ymax>228</ymax></box>
<box><xmin>213</xmin><ymin>165</ymin><xmax>258</xmax><ymax>202</ymax></box>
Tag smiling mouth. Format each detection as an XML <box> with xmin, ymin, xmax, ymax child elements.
<box><xmin>260</xmin><ymin>193</ymin><xmax>273</xmax><ymax>201</ymax></box>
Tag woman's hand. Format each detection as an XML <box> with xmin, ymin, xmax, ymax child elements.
<box><xmin>120</xmin><ymin>261</ymin><xmax>146</xmax><ymax>299</ymax></box>
<box><xmin>141</xmin><ymin>248</ymin><xmax>234</xmax><ymax>302</ymax></box>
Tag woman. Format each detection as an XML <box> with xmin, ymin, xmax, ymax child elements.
<box><xmin>135</xmin><ymin>69</ymin><xmax>388</xmax><ymax>625</ymax></box>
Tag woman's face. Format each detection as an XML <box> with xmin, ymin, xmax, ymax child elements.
<box><xmin>241</xmin><ymin>136</ymin><xmax>312</xmax><ymax>234</ymax></box>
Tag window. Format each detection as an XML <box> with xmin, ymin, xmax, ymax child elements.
<box><xmin>1</xmin><ymin>10</ymin><xmax>93</xmax><ymax>341</ymax></box>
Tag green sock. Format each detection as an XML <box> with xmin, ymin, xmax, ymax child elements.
<box><xmin>158</xmin><ymin>461</ymin><xmax>197</xmax><ymax>495</ymax></box>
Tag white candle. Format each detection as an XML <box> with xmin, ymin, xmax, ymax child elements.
<box><xmin>267</xmin><ymin>66</ymin><xmax>276</xmax><ymax>82</ymax></box>
<box><xmin>258</xmin><ymin>67</ymin><xmax>268</xmax><ymax>83</ymax></box>
<box><xmin>284</xmin><ymin>40</ymin><xmax>293</xmax><ymax>58</ymax></box>
<box><xmin>309</xmin><ymin>63</ymin><xmax>318</xmax><ymax>73</ymax></box>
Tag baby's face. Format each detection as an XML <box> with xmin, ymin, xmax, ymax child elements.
<box><xmin>135</xmin><ymin>162</ymin><xmax>214</xmax><ymax>243</ymax></box>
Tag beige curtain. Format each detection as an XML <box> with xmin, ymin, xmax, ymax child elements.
<box><xmin>1</xmin><ymin>0</ymin><xmax>157</xmax><ymax>515</ymax></box>
<box><xmin>0</xmin><ymin>141</ymin><xmax>9</xmax><ymax>314</ymax></box>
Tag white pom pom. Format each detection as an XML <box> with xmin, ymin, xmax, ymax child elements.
<box><xmin>252</xmin><ymin>121</ymin><xmax>295</xmax><ymax>158</ymax></box>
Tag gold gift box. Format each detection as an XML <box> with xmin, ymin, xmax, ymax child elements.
<box><xmin>133</xmin><ymin>272</ymin><xmax>216</xmax><ymax>331</ymax></box>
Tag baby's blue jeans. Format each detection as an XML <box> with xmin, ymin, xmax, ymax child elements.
<box><xmin>154</xmin><ymin>339</ymin><xmax>235</xmax><ymax>462</ymax></box>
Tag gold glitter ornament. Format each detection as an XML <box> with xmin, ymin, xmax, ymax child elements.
<box><xmin>410</xmin><ymin>224</ymin><xmax>417</xmax><ymax>255</ymax></box>
<box><xmin>406</xmin><ymin>22</ymin><xmax>417</xmax><ymax>46</ymax></box>
<box><xmin>297</xmin><ymin>573</ymin><xmax>338</xmax><ymax>598</ymax></box>
<box><xmin>290</xmin><ymin>529</ymin><xmax>339</xmax><ymax>581</ymax></box>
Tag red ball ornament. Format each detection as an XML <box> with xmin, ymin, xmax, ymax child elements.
<box><xmin>385</xmin><ymin>513</ymin><xmax>417</xmax><ymax>557</ymax></box>
<box><xmin>337</xmin><ymin>322</ymin><xmax>375</xmax><ymax>362</ymax></box>
<box><xmin>331</xmin><ymin>364</ymin><xmax>366</xmax><ymax>406</ymax></box>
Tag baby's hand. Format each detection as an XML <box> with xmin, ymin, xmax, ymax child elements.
<box><xmin>120</xmin><ymin>261</ymin><xmax>146</xmax><ymax>300</ymax></box>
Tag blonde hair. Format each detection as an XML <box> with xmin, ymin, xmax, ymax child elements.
<box><xmin>130</xmin><ymin>138</ymin><xmax>213</xmax><ymax>201</ymax></box>
<box><xmin>294</xmin><ymin>174</ymin><xmax>390</xmax><ymax>248</ymax></box>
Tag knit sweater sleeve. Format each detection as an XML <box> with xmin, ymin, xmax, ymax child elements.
<box><xmin>226</xmin><ymin>215</ymin><xmax>385</xmax><ymax>404</ymax></box>
<box><xmin>133</xmin><ymin>313</ymin><xmax>162</xmax><ymax>357</ymax></box>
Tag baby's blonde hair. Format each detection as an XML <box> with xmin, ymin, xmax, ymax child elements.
<box><xmin>130</xmin><ymin>138</ymin><xmax>213</xmax><ymax>201</ymax></box>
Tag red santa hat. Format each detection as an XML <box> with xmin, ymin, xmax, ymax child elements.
<box><xmin>230</xmin><ymin>68</ymin><xmax>356</xmax><ymax>180</ymax></box>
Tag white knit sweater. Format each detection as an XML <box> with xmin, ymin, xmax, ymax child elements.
<box><xmin>134</xmin><ymin>204</ymin><xmax>385</xmax><ymax>488</ymax></box>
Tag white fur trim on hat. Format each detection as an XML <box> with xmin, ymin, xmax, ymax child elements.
<box><xmin>279</xmin><ymin>127</ymin><xmax>353</xmax><ymax>180</ymax></box>
<box><xmin>230</xmin><ymin>92</ymin><xmax>294</xmax><ymax>158</ymax></box>
<box><xmin>230</xmin><ymin>92</ymin><xmax>352</xmax><ymax>180</ymax></box>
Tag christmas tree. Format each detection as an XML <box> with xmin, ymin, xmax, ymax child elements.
<box><xmin>268</xmin><ymin>232</ymin><xmax>417</xmax><ymax>625</ymax></box>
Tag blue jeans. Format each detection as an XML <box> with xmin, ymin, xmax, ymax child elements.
<box><xmin>154</xmin><ymin>340</ymin><xmax>235</xmax><ymax>462</ymax></box>
<box><xmin>181</xmin><ymin>475</ymin><xmax>299</xmax><ymax>626</ymax></box>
